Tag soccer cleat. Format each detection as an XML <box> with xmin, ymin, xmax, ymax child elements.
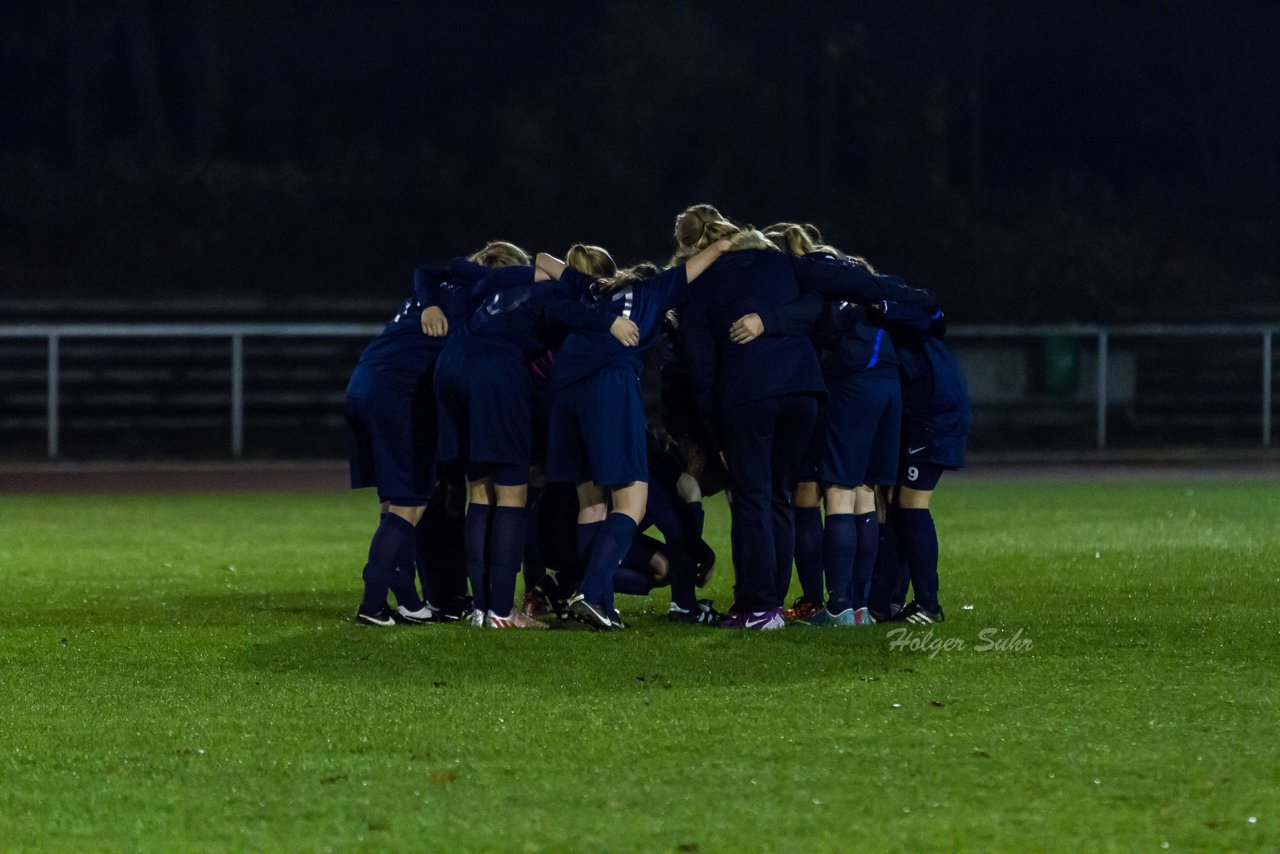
<box><xmin>783</xmin><ymin>597</ymin><xmax>820</xmax><ymax>621</ymax></box>
<box><xmin>567</xmin><ymin>594</ymin><xmax>616</xmax><ymax>631</ymax></box>
<box><xmin>719</xmin><ymin>608</ymin><xmax>785</xmax><ymax>630</ymax></box>
<box><xmin>355</xmin><ymin>606</ymin><xmax>397</xmax><ymax>627</ymax></box>
<box><xmin>834</xmin><ymin>607</ymin><xmax>876</xmax><ymax>626</ymax></box>
<box><xmin>892</xmin><ymin>600</ymin><xmax>945</xmax><ymax>624</ymax></box>
<box><xmin>807</xmin><ymin>607</ymin><xmax>847</xmax><ymax>627</ymax></box>
<box><xmin>668</xmin><ymin>599</ymin><xmax>723</xmax><ymax>626</ymax></box>
<box><xmin>465</xmin><ymin>608</ymin><xmax>486</xmax><ymax>628</ymax></box>
<box><xmin>394</xmin><ymin>604</ymin><xmax>438</xmax><ymax>625</ymax></box>
<box><xmin>432</xmin><ymin>595</ymin><xmax>473</xmax><ymax>622</ymax></box>
<box><xmin>867</xmin><ymin>603</ymin><xmax>901</xmax><ymax>623</ymax></box>
<box><xmin>608</xmin><ymin>610</ymin><xmax>627</xmax><ymax>630</ymax></box>
<box><xmin>486</xmin><ymin>609</ymin><xmax>549</xmax><ymax>629</ymax></box>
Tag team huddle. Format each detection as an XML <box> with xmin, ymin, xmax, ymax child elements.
<box><xmin>343</xmin><ymin>204</ymin><xmax>971</xmax><ymax>631</ymax></box>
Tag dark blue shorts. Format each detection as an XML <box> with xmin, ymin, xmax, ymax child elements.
<box><xmin>344</xmin><ymin>364</ymin><xmax>437</xmax><ymax>505</ymax></box>
<box><xmin>900</xmin><ymin>423</ymin><xmax>967</xmax><ymax>472</ymax></box>
<box><xmin>434</xmin><ymin>340</ymin><xmax>532</xmax><ymax>473</ymax></box>
<box><xmin>821</xmin><ymin>374</ymin><xmax>902</xmax><ymax>488</ymax></box>
<box><xmin>546</xmin><ymin>368</ymin><xmax>648</xmax><ymax>488</ymax></box>
<box><xmin>898</xmin><ymin>459</ymin><xmax>947</xmax><ymax>491</ymax></box>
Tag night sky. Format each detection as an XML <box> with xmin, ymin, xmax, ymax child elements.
<box><xmin>1</xmin><ymin>1</ymin><xmax>1277</xmax><ymax>322</ymax></box>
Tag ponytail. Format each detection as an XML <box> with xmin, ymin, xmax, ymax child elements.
<box><xmin>469</xmin><ymin>240</ymin><xmax>531</xmax><ymax>268</ymax></box>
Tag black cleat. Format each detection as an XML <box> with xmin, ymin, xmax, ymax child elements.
<box><xmin>355</xmin><ymin>606</ymin><xmax>397</xmax><ymax>627</ymax></box>
<box><xmin>889</xmin><ymin>600</ymin><xmax>944</xmax><ymax>624</ymax></box>
<box><xmin>668</xmin><ymin>599</ymin><xmax>724</xmax><ymax>625</ymax></box>
<box><xmin>567</xmin><ymin>594</ymin><xmax>617</xmax><ymax>631</ymax></box>
<box><xmin>433</xmin><ymin>595</ymin><xmax>473</xmax><ymax>623</ymax></box>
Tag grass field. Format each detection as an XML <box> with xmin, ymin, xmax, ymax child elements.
<box><xmin>1</xmin><ymin>478</ymin><xmax>1277</xmax><ymax>852</ymax></box>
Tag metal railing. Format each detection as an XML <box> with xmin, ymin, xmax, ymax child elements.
<box><xmin>951</xmin><ymin>323</ymin><xmax>1276</xmax><ymax>449</ymax></box>
<box><xmin>0</xmin><ymin>323</ymin><xmax>379</xmax><ymax>459</ymax></box>
<box><xmin>0</xmin><ymin>322</ymin><xmax>1276</xmax><ymax>458</ymax></box>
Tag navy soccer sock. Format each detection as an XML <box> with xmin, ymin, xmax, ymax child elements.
<box><xmin>576</xmin><ymin>520</ymin><xmax>604</xmax><ymax>566</ymax></box>
<box><xmin>868</xmin><ymin>505</ymin><xmax>903</xmax><ymax>613</ymax></box>
<box><xmin>578</xmin><ymin>513</ymin><xmax>637</xmax><ymax>607</ymax></box>
<box><xmin>794</xmin><ymin>506</ymin><xmax>824</xmax><ymax>604</ymax></box>
<box><xmin>486</xmin><ymin>506</ymin><xmax>528</xmax><ymax>617</ymax></box>
<box><xmin>897</xmin><ymin>507</ymin><xmax>940</xmax><ymax>612</ymax></box>
<box><xmin>368</xmin><ymin>512</ymin><xmax>423</xmax><ymax>610</ymax></box>
<box><xmin>359</xmin><ymin>563</ymin><xmax>388</xmax><ymax>614</ymax></box>
<box><xmin>850</xmin><ymin>512</ymin><xmax>878</xmax><ymax>610</ymax></box>
<box><xmin>821</xmin><ymin>512</ymin><xmax>856</xmax><ymax>613</ymax></box>
<box><xmin>464</xmin><ymin>503</ymin><xmax>492</xmax><ymax>614</ymax></box>
<box><xmin>416</xmin><ymin>501</ymin><xmax>450</xmax><ymax>606</ymax></box>
<box><xmin>522</xmin><ymin>486</ymin><xmax>546</xmax><ymax>593</ymax></box>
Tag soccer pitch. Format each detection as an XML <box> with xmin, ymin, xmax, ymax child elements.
<box><xmin>1</xmin><ymin>478</ymin><xmax>1276</xmax><ymax>851</ymax></box>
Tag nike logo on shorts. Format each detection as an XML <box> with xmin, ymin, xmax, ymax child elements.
<box><xmin>908</xmin><ymin>446</ymin><xmax>927</xmax><ymax>455</ymax></box>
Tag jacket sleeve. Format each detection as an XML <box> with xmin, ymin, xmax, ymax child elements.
<box><xmin>413</xmin><ymin>265</ymin><xmax>448</xmax><ymax>307</ymax></box>
<box><xmin>755</xmin><ymin>292</ymin><xmax>823</xmax><ymax>336</ymax></box>
<box><xmin>792</xmin><ymin>254</ymin><xmax>937</xmax><ymax>309</ymax></box>
<box><xmin>541</xmin><ymin>287</ymin><xmax>615</xmax><ymax>333</ymax></box>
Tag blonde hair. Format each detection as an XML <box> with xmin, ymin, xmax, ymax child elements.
<box><xmin>468</xmin><ymin>240</ymin><xmax>531</xmax><ymax>268</ymax></box>
<box><xmin>670</xmin><ymin>204</ymin><xmax>776</xmax><ymax>264</ymax></box>
<box><xmin>565</xmin><ymin>243</ymin><xmax>617</xmax><ymax>279</ymax></box>
<box><xmin>597</xmin><ymin>261</ymin><xmax>661</xmax><ymax>294</ymax></box>
<box><xmin>762</xmin><ymin>222</ymin><xmax>876</xmax><ymax>273</ymax></box>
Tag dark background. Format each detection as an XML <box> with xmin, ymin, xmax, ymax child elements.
<box><xmin>2</xmin><ymin>0</ymin><xmax>1277</xmax><ymax>322</ymax></box>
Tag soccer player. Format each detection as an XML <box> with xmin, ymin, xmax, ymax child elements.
<box><xmin>433</xmin><ymin>243</ymin><xmax>637</xmax><ymax>628</ymax></box>
<box><xmin>343</xmin><ymin>250</ymin><xmax>488</xmax><ymax>626</ymax></box>
<box><xmin>759</xmin><ymin>224</ymin><xmax>931</xmax><ymax>626</ymax></box>
<box><xmin>535</xmin><ymin>238</ymin><xmax>730</xmax><ymax>630</ymax></box>
<box><xmin>867</xmin><ymin>303</ymin><xmax>972</xmax><ymax>624</ymax></box>
<box><xmin>672</xmin><ymin>205</ymin><xmax>825</xmax><ymax>630</ymax></box>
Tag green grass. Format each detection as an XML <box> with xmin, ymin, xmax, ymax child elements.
<box><xmin>1</xmin><ymin>480</ymin><xmax>1277</xmax><ymax>852</ymax></box>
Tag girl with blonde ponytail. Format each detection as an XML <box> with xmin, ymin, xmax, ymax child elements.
<box><xmin>433</xmin><ymin>241</ymin><xmax>636</xmax><ymax>629</ymax></box>
<box><xmin>670</xmin><ymin>204</ymin><xmax>826</xmax><ymax>630</ymax></box>
<box><xmin>532</xmin><ymin>235</ymin><xmax>732</xmax><ymax>630</ymax></box>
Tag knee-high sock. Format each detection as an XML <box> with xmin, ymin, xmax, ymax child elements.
<box><xmin>578</xmin><ymin>513</ymin><xmax>637</xmax><ymax>608</ymax></box>
<box><xmin>577</xmin><ymin>520</ymin><xmax>603</xmax><ymax>566</ymax></box>
<box><xmin>486</xmin><ymin>506</ymin><xmax>528</xmax><ymax>617</ymax></box>
<box><xmin>850</xmin><ymin>512</ymin><xmax>878</xmax><ymax>610</ymax></box>
<box><xmin>464</xmin><ymin>503</ymin><xmax>492</xmax><ymax>613</ymax></box>
<box><xmin>794</xmin><ymin>506</ymin><xmax>824</xmax><ymax>604</ymax></box>
<box><xmin>416</xmin><ymin>500</ymin><xmax>454</xmax><ymax>606</ymax></box>
<box><xmin>896</xmin><ymin>507</ymin><xmax>939</xmax><ymax>612</ymax></box>
<box><xmin>368</xmin><ymin>512</ymin><xmax>422</xmax><ymax>610</ymax></box>
<box><xmin>868</xmin><ymin>504</ymin><xmax>904</xmax><ymax>614</ymax></box>
<box><xmin>522</xmin><ymin>486</ymin><xmax>545</xmax><ymax>593</ymax></box>
<box><xmin>821</xmin><ymin>512</ymin><xmax>856</xmax><ymax>612</ymax></box>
